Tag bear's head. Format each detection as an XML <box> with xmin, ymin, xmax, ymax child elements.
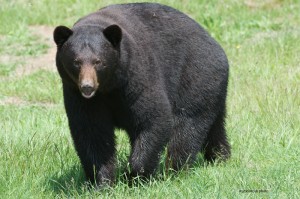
<box><xmin>53</xmin><ymin>24</ymin><xmax>122</xmax><ymax>98</ymax></box>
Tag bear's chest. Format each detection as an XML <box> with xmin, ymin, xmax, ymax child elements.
<box><xmin>103</xmin><ymin>91</ymin><xmax>132</xmax><ymax>130</ymax></box>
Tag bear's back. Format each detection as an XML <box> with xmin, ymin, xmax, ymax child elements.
<box><xmin>74</xmin><ymin>3</ymin><xmax>210</xmax><ymax>47</ymax></box>
<box><xmin>73</xmin><ymin>3</ymin><xmax>226</xmax><ymax>71</ymax></box>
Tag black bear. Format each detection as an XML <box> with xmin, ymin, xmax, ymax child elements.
<box><xmin>53</xmin><ymin>3</ymin><xmax>230</xmax><ymax>186</ymax></box>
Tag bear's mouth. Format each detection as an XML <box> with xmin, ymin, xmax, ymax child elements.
<box><xmin>80</xmin><ymin>85</ymin><xmax>96</xmax><ymax>99</ymax></box>
<box><xmin>81</xmin><ymin>90</ymin><xmax>96</xmax><ymax>99</ymax></box>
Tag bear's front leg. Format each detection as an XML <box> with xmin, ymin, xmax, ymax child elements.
<box><xmin>63</xmin><ymin>88</ymin><xmax>116</xmax><ymax>186</ymax></box>
<box><xmin>72</xmin><ymin>131</ymin><xmax>116</xmax><ymax>186</ymax></box>
<box><xmin>128</xmin><ymin>97</ymin><xmax>173</xmax><ymax>178</ymax></box>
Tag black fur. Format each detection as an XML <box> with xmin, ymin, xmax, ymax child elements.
<box><xmin>54</xmin><ymin>3</ymin><xmax>230</xmax><ymax>186</ymax></box>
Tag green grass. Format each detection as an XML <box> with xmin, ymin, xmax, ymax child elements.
<box><xmin>0</xmin><ymin>0</ymin><xmax>299</xmax><ymax>198</ymax></box>
<box><xmin>0</xmin><ymin>70</ymin><xmax>62</xmax><ymax>103</ymax></box>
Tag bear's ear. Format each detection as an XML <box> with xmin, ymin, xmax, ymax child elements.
<box><xmin>53</xmin><ymin>26</ymin><xmax>73</xmax><ymax>48</ymax></box>
<box><xmin>103</xmin><ymin>24</ymin><xmax>122</xmax><ymax>48</ymax></box>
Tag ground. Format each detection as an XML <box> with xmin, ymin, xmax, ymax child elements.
<box><xmin>0</xmin><ymin>25</ymin><xmax>56</xmax><ymax>106</ymax></box>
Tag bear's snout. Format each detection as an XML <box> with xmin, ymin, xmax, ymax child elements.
<box><xmin>79</xmin><ymin>66</ymin><xmax>99</xmax><ymax>99</ymax></box>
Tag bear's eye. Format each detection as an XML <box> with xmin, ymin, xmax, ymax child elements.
<box><xmin>74</xmin><ymin>59</ymin><xmax>81</xmax><ymax>68</ymax></box>
<box><xmin>93</xmin><ymin>59</ymin><xmax>102</xmax><ymax>65</ymax></box>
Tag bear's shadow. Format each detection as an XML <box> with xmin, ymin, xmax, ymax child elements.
<box><xmin>47</xmin><ymin>155</ymin><xmax>207</xmax><ymax>195</ymax></box>
<box><xmin>47</xmin><ymin>164</ymin><xmax>93</xmax><ymax>196</ymax></box>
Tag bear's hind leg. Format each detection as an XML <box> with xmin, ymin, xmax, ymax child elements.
<box><xmin>203</xmin><ymin>111</ymin><xmax>231</xmax><ymax>162</ymax></box>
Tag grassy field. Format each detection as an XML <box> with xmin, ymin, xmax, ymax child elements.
<box><xmin>0</xmin><ymin>0</ymin><xmax>299</xmax><ymax>198</ymax></box>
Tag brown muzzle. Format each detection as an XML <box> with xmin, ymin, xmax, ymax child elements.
<box><xmin>78</xmin><ymin>66</ymin><xmax>99</xmax><ymax>99</ymax></box>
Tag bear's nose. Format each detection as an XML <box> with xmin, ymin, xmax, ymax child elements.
<box><xmin>80</xmin><ymin>84</ymin><xmax>96</xmax><ymax>98</ymax></box>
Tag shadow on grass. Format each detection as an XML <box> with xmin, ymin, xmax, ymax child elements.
<box><xmin>46</xmin><ymin>154</ymin><xmax>220</xmax><ymax>196</ymax></box>
<box><xmin>47</xmin><ymin>164</ymin><xmax>87</xmax><ymax>196</ymax></box>
<box><xmin>46</xmin><ymin>162</ymin><xmax>131</xmax><ymax>196</ymax></box>
<box><xmin>120</xmin><ymin>154</ymin><xmax>211</xmax><ymax>187</ymax></box>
